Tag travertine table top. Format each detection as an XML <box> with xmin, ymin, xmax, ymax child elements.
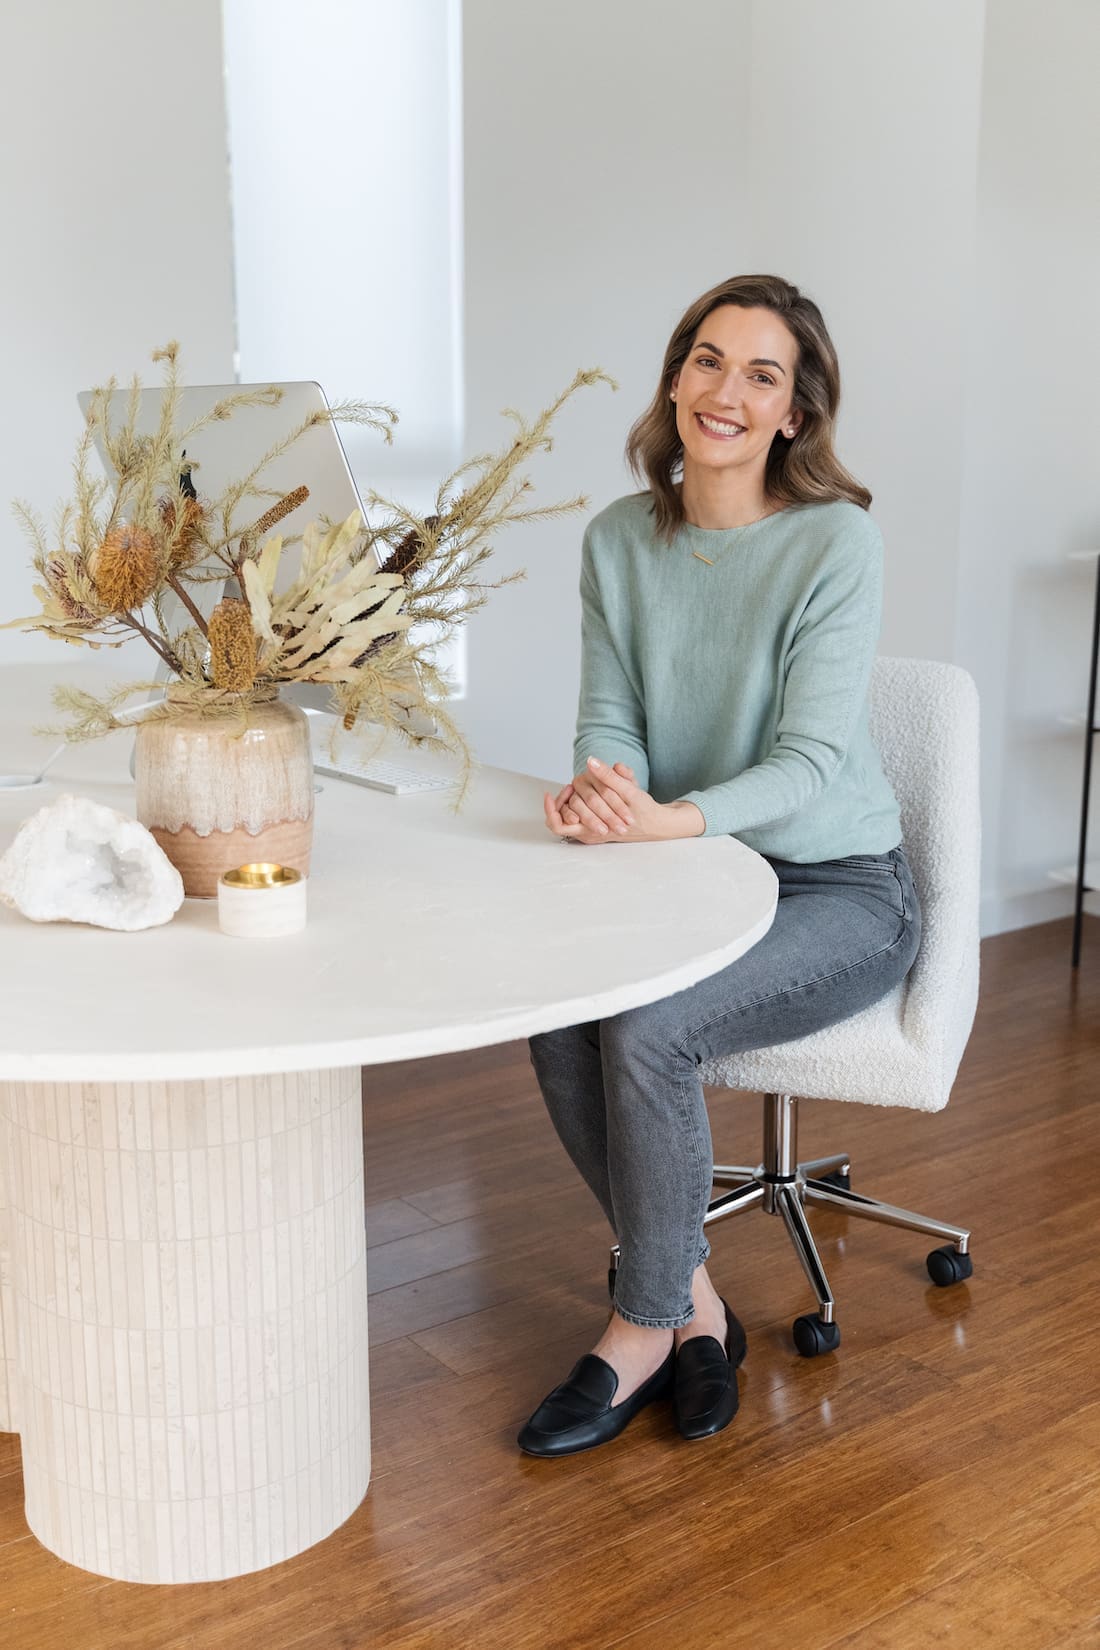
<box><xmin>0</xmin><ymin>663</ymin><xmax>778</xmax><ymax>1083</ymax></box>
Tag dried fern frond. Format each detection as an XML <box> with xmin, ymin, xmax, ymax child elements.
<box><xmin>175</xmin><ymin>383</ymin><xmax>284</xmax><ymax>445</ymax></box>
<box><xmin>41</xmin><ymin>679</ymin><xmax>168</xmax><ymax>742</ymax></box>
<box><xmin>12</xmin><ymin>500</ymin><xmax>49</xmax><ymax>559</ymax></box>
<box><xmin>325</xmin><ymin>399</ymin><xmax>399</xmax><ymax>444</ymax></box>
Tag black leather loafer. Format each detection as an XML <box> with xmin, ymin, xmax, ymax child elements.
<box><xmin>517</xmin><ymin>1348</ymin><xmax>675</xmax><ymax>1458</ymax></box>
<box><xmin>673</xmin><ymin>1301</ymin><xmax>747</xmax><ymax>1440</ymax></box>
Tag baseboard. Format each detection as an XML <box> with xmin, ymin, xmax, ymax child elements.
<box><xmin>981</xmin><ymin>884</ymin><xmax>1078</xmax><ymax>938</ymax></box>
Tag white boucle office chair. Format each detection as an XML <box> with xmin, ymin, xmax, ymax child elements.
<box><xmin>612</xmin><ymin>658</ymin><xmax>981</xmax><ymax>1356</ymax></box>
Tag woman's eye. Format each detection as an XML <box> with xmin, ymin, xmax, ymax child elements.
<box><xmin>696</xmin><ymin>355</ymin><xmax>718</xmax><ymax>368</ymax></box>
<box><xmin>752</xmin><ymin>373</ymin><xmax>776</xmax><ymax>386</ymax></box>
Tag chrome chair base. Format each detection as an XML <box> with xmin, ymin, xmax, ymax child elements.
<box><xmin>609</xmin><ymin>1092</ymin><xmax>972</xmax><ymax>1356</ymax></box>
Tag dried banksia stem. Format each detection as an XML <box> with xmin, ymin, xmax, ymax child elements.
<box><xmin>378</xmin><ymin>515</ymin><xmax>439</xmax><ymax>579</ymax></box>
<box><xmin>208</xmin><ymin>597</ymin><xmax>258</xmax><ymax>691</ymax></box>
<box><xmin>91</xmin><ymin>524</ymin><xmax>159</xmax><ymax>612</ymax></box>
<box><xmin>158</xmin><ymin>493</ymin><xmax>207</xmax><ymax>571</ymax></box>
<box><xmin>239</xmin><ymin>485</ymin><xmax>310</xmax><ymax>559</ymax></box>
<box><xmin>45</xmin><ymin>555</ymin><xmax>96</xmax><ymax>622</ymax></box>
<box><xmin>343</xmin><ymin>517</ymin><xmax>434</xmax><ymax>666</ymax></box>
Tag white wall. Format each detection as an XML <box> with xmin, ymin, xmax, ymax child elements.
<box><xmin>0</xmin><ymin>0</ymin><xmax>236</xmax><ymax>665</ymax></box>
<box><xmin>956</xmin><ymin>0</ymin><xmax>1100</xmax><ymax>933</ymax></box>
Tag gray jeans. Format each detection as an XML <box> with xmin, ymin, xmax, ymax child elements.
<box><xmin>527</xmin><ymin>847</ymin><xmax>921</xmax><ymax>1329</ymax></box>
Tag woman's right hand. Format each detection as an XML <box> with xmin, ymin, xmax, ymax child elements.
<box><xmin>546</xmin><ymin>762</ymin><xmax>638</xmax><ymax>839</ymax></box>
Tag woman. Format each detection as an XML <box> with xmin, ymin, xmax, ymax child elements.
<box><xmin>521</xmin><ymin>274</ymin><xmax>920</xmax><ymax>1458</ymax></box>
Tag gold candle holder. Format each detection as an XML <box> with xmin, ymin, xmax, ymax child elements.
<box><xmin>217</xmin><ymin>862</ymin><xmax>307</xmax><ymax>937</ymax></box>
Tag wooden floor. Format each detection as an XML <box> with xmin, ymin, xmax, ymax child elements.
<box><xmin>3</xmin><ymin>917</ymin><xmax>1099</xmax><ymax>1649</ymax></box>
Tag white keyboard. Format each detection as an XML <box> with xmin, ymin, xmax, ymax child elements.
<box><xmin>305</xmin><ymin>708</ymin><xmax>458</xmax><ymax>795</ymax></box>
<box><xmin>312</xmin><ymin>753</ymin><xmax>457</xmax><ymax>796</ymax></box>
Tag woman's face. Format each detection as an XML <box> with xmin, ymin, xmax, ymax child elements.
<box><xmin>670</xmin><ymin>304</ymin><xmax>802</xmax><ymax>481</ymax></box>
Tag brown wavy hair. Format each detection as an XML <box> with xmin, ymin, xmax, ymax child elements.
<box><xmin>626</xmin><ymin>274</ymin><xmax>871</xmax><ymax>540</ymax></box>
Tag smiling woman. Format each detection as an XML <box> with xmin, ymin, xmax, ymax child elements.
<box><xmin>625</xmin><ymin>273</ymin><xmax>871</xmax><ymax>539</ymax></box>
<box><xmin>521</xmin><ymin>275</ymin><xmax>919</xmax><ymax>1460</ymax></box>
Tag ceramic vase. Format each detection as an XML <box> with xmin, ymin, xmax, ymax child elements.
<box><xmin>135</xmin><ymin>685</ymin><xmax>314</xmax><ymax>898</ymax></box>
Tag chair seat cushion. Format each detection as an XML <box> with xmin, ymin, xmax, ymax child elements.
<box><xmin>699</xmin><ymin>982</ymin><xmax>947</xmax><ymax>1112</ymax></box>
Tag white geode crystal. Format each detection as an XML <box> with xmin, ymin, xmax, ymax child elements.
<box><xmin>0</xmin><ymin>793</ymin><xmax>184</xmax><ymax>930</ymax></box>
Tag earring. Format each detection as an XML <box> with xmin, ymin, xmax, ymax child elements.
<box><xmin>670</xmin><ymin>391</ymin><xmax>677</xmax><ymax>401</ymax></box>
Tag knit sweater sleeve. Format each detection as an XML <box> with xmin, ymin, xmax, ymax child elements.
<box><xmin>571</xmin><ymin>525</ymin><xmax>651</xmax><ymax>788</ymax></box>
<box><xmin>679</xmin><ymin>524</ymin><xmax>882</xmax><ymax>838</ymax></box>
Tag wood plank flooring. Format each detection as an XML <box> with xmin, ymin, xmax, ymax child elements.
<box><xmin>2</xmin><ymin>916</ymin><xmax>1098</xmax><ymax>1649</ymax></box>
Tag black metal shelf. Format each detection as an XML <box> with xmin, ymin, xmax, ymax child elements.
<box><xmin>1072</xmin><ymin>553</ymin><xmax>1100</xmax><ymax>966</ymax></box>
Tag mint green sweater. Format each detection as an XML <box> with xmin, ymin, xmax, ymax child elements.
<box><xmin>572</xmin><ymin>493</ymin><xmax>901</xmax><ymax>862</ymax></box>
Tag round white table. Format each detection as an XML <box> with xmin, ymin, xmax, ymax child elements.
<box><xmin>0</xmin><ymin>664</ymin><xmax>777</xmax><ymax>1583</ymax></box>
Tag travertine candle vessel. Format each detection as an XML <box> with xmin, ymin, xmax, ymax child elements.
<box><xmin>218</xmin><ymin>862</ymin><xmax>308</xmax><ymax>937</ymax></box>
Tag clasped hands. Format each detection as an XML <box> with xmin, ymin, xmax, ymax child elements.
<box><xmin>543</xmin><ymin>756</ymin><xmax>705</xmax><ymax>845</ymax></box>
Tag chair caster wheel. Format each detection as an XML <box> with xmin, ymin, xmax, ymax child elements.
<box><xmin>608</xmin><ymin>1266</ymin><xmax>618</xmax><ymax>1301</ymax></box>
<box><xmin>819</xmin><ymin>1169</ymin><xmax>851</xmax><ymax>1190</ymax></box>
<box><xmin>793</xmin><ymin>1314</ymin><xmax>841</xmax><ymax>1357</ymax></box>
<box><xmin>926</xmin><ymin>1244</ymin><xmax>973</xmax><ymax>1286</ymax></box>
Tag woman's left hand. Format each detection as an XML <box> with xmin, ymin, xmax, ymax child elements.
<box><xmin>543</xmin><ymin>757</ymin><xmax>705</xmax><ymax>844</ymax></box>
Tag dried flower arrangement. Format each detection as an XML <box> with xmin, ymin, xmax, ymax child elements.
<box><xmin>7</xmin><ymin>342</ymin><xmax>613</xmax><ymax>784</ymax></box>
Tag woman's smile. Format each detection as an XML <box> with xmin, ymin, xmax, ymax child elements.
<box><xmin>695</xmin><ymin>411</ymin><xmax>747</xmax><ymax>439</ymax></box>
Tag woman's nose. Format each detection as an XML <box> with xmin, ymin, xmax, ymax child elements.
<box><xmin>713</xmin><ymin>369</ymin><xmax>744</xmax><ymax>408</ymax></box>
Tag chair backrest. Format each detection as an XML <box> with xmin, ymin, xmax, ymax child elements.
<box><xmin>869</xmin><ymin>657</ymin><xmax>981</xmax><ymax>1093</ymax></box>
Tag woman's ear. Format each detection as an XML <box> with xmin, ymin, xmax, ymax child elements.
<box><xmin>669</xmin><ymin>371</ymin><xmax>680</xmax><ymax>403</ymax></box>
<box><xmin>784</xmin><ymin>407</ymin><xmax>804</xmax><ymax>438</ymax></box>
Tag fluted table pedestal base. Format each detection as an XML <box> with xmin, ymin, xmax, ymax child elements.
<box><xmin>0</xmin><ymin>1066</ymin><xmax>370</xmax><ymax>1583</ymax></box>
